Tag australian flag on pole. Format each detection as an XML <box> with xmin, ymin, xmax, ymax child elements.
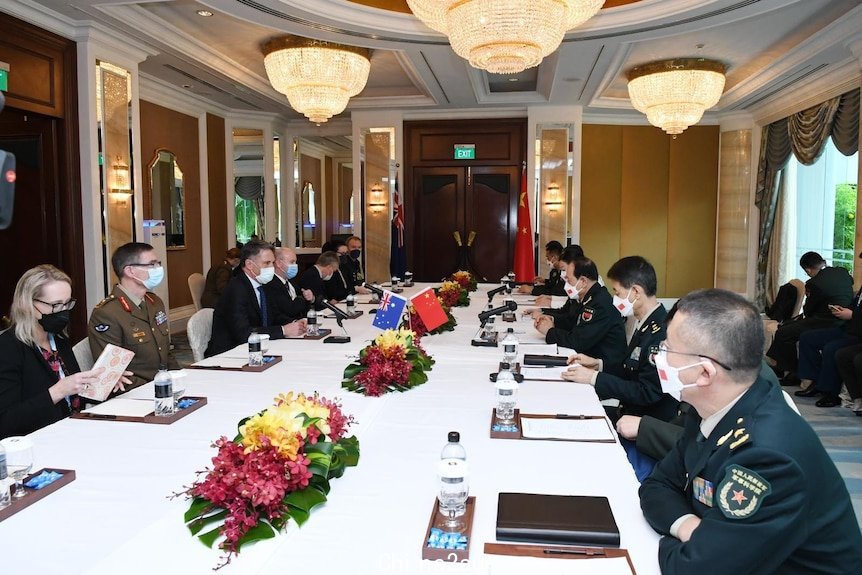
<box><xmin>389</xmin><ymin>172</ymin><xmax>407</xmax><ymax>278</ymax></box>
<box><xmin>372</xmin><ymin>290</ymin><xmax>408</xmax><ymax>330</ymax></box>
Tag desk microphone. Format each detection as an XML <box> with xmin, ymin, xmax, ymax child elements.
<box><xmin>316</xmin><ymin>296</ymin><xmax>351</xmax><ymax>343</ymax></box>
<box><xmin>487</xmin><ymin>281</ymin><xmax>515</xmax><ymax>301</ymax></box>
<box><xmin>362</xmin><ymin>282</ymin><xmax>384</xmax><ymax>297</ymax></box>
<box><xmin>478</xmin><ymin>300</ymin><xmax>517</xmax><ymax>325</ymax></box>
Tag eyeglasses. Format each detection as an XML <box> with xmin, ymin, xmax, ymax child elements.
<box><xmin>648</xmin><ymin>341</ymin><xmax>732</xmax><ymax>371</ymax></box>
<box><xmin>33</xmin><ymin>298</ymin><xmax>77</xmax><ymax>313</ymax></box>
<box><xmin>128</xmin><ymin>261</ymin><xmax>162</xmax><ymax>269</ymax></box>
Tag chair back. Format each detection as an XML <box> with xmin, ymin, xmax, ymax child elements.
<box><xmin>188</xmin><ymin>273</ymin><xmax>206</xmax><ymax>311</ymax></box>
<box><xmin>73</xmin><ymin>338</ymin><xmax>95</xmax><ymax>371</ymax></box>
<box><xmin>186</xmin><ymin>308</ymin><xmax>214</xmax><ymax>362</ymax></box>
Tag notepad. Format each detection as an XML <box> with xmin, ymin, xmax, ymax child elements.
<box><xmin>82</xmin><ymin>398</ymin><xmax>154</xmax><ymax>418</ymax></box>
<box><xmin>520</xmin><ymin>366</ymin><xmax>569</xmax><ymax>380</ymax></box>
<box><xmin>485</xmin><ymin>555</ymin><xmax>633</xmax><ymax>575</ymax></box>
<box><xmin>496</xmin><ymin>493</ymin><xmax>620</xmax><ymax>547</ymax></box>
<box><xmin>79</xmin><ymin>344</ymin><xmax>135</xmax><ymax>402</ymax></box>
<box><xmin>192</xmin><ymin>356</ymin><xmax>248</xmax><ymax>369</ymax></box>
<box><xmin>521</xmin><ymin>417</ymin><xmax>615</xmax><ymax>441</ymax></box>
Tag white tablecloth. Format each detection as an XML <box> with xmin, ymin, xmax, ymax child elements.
<box><xmin>0</xmin><ymin>284</ymin><xmax>660</xmax><ymax>575</ymax></box>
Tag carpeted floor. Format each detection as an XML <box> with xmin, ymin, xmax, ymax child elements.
<box><xmin>788</xmin><ymin>386</ymin><xmax>862</xmax><ymax>526</ymax></box>
<box><xmin>169</xmin><ymin>331</ymin><xmax>862</xmax><ymax>525</ymax></box>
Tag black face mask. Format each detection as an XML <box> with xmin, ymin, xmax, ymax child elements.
<box><xmin>38</xmin><ymin>309</ymin><xmax>71</xmax><ymax>334</ymax></box>
<box><xmin>350</xmin><ymin>249</ymin><xmax>361</xmax><ymax>260</ymax></box>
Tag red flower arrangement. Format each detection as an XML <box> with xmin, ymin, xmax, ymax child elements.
<box><xmin>437</xmin><ymin>280</ymin><xmax>470</xmax><ymax>307</ymax></box>
<box><xmin>342</xmin><ymin>329</ymin><xmax>435</xmax><ymax>396</ymax></box>
<box><xmin>450</xmin><ymin>270</ymin><xmax>478</xmax><ymax>292</ymax></box>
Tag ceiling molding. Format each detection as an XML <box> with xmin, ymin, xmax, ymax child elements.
<box><xmin>349</xmin><ymin>94</ymin><xmax>437</xmax><ymax>109</ymax></box>
<box><xmin>140</xmin><ymin>73</ymin><xmax>232</xmax><ymax>118</ymax></box>
<box><xmin>402</xmin><ymin>107</ymin><xmax>528</xmax><ymax>121</ymax></box>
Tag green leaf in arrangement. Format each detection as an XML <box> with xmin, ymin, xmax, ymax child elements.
<box><xmin>184</xmin><ymin>497</ymin><xmax>212</xmax><ymax>523</ymax></box>
<box><xmin>287</xmin><ymin>505</ymin><xmax>310</xmax><ymax>527</ymax></box>
<box><xmin>285</xmin><ymin>486</ymin><xmax>328</xmax><ymax>512</ymax></box>
<box><xmin>188</xmin><ymin>509</ymin><xmax>227</xmax><ymax>536</ymax></box>
<box><xmin>235</xmin><ymin>521</ymin><xmax>277</xmax><ymax>551</ymax></box>
<box><xmin>198</xmin><ymin>525</ymin><xmax>224</xmax><ymax>549</ymax></box>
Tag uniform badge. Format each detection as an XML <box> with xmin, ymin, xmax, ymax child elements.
<box><xmin>717</xmin><ymin>464</ymin><xmax>772</xmax><ymax>520</ymax></box>
<box><xmin>94</xmin><ymin>324</ymin><xmax>110</xmax><ymax>333</ymax></box>
<box><xmin>581</xmin><ymin>308</ymin><xmax>594</xmax><ymax>322</ymax></box>
<box><xmin>630</xmin><ymin>346</ymin><xmax>641</xmax><ymax>361</ymax></box>
<box><xmin>692</xmin><ymin>476</ymin><xmax>714</xmax><ymax>507</ymax></box>
<box><xmin>155</xmin><ymin>310</ymin><xmax>168</xmax><ymax>326</ymax></box>
<box><xmin>132</xmin><ymin>330</ymin><xmax>147</xmax><ymax>340</ymax></box>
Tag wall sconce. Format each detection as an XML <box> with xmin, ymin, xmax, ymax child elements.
<box><xmin>545</xmin><ymin>182</ymin><xmax>562</xmax><ymax>211</ymax></box>
<box><xmin>369</xmin><ymin>182</ymin><xmax>386</xmax><ymax>213</ymax></box>
<box><xmin>110</xmin><ymin>156</ymin><xmax>132</xmax><ymax>195</ymax></box>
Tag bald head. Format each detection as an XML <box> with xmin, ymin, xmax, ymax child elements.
<box><xmin>274</xmin><ymin>247</ymin><xmax>298</xmax><ymax>279</ymax></box>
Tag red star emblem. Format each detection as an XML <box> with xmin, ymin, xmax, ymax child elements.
<box><xmin>731</xmin><ymin>489</ymin><xmax>748</xmax><ymax>505</ymax></box>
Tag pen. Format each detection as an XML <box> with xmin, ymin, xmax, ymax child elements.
<box><xmin>555</xmin><ymin>414</ymin><xmax>587</xmax><ymax>419</ymax></box>
<box><xmin>543</xmin><ymin>548</ymin><xmax>605</xmax><ymax>556</ymax></box>
<box><xmin>84</xmin><ymin>413</ymin><xmax>117</xmax><ymax>420</ymax></box>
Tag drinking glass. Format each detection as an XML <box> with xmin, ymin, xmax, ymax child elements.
<box><xmin>2</xmin><ymin>437</ymin><xmax>34</xmax><ymax>500</ymax></box>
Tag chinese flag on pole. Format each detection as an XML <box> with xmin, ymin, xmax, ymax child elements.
<box><xmin>512</xmin><ymin>163</ymin><xmax>535</xmax><ymax>282</ymax></box>
<box><xmin>411</xmin><ymin>287</ymin><xmax>448</xmax><ymax>332</ymax></box>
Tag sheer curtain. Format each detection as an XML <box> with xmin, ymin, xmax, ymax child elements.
<box><xmin>754</xmin><ymin>88</ymin><xmax>860</xmax><ymax>307</ymax></box>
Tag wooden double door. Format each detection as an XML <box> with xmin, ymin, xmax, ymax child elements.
<box><xmin>413</xmin><ymin>165</ymin><xmax>519</xmax><ymax>282</ymax></box>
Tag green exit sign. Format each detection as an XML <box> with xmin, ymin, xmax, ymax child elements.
<box><xmin>0</xmin><ymin>67</ymin><xmax>8</xmax><ymax>92</ymax></box>
<box><xmin>454</xmin><ymin>144</ymin><xmax>475</xmax><ymax>160</ymax></box>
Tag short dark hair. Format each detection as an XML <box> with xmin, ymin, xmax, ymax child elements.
<box><xmin>226</xmin><ymin>247</ymin><xmax>241</xmax><ymax>260</ymax></box>
<box><xmin>607</xmin><ymin>256</ymin><xmax>658</xmax><ymax>296</ymax></box>
<box><xmin>240</xmin><ymin>240</ymin><xmax>274</xmax><ymax>268</ymax></box>
<box><xmin>322</xmin><ymin>239</ymin><xmax>346</xmax><ymax>253</ymax></box>
<box><xmin>570</xmin><ymin>257</ymin><xmax>599</xmax><ymax>281</ymax></box>
<box><xmin>674</xmin><ymin>289</ymin><xmax>763</xmax><ymax>382</ymax></box>
<box><xmin>545</xmin><ymin>241</ymin><xmax>564</xmax><ymax>257</ymax></box>
<box><xmin>799</xmin><ymin>251</ymin><xmax>825</xmax><ymax>269</ymax></box>
<box><xmin>561</xmin><ymin>244</ymin><xmax>585</xmax><ymax>261</ymax></box>
<box><xmin>112</xmin><ymin>242</ymin><xmax>155</xmax><ymax>277</ymax></box>
<box><xmin>317</xmin><ymin>251</ymin><xmax>340</xmax><ymax>267</ymax></box>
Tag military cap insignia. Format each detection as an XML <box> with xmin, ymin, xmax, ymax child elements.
<box><xmin>717</xmin><ymin>464</ymin><xmax>771</xmax><ymax>519</ymax></box>
<box><xmin>94</xmin><ymin>324</ymin><xmax>110</xmax><ymax>333</ymax></box>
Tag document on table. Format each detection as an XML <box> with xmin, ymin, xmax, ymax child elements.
<box><xmin>82</xmin><ymin>398</ymin><xmax>155</xmax><ymax>418</ymax></box>
<box><xmin>192</xmin><ymin>356</ymin><xmax>248</xmax><ymax>368</ymax></box>
<box><xmin>521</xmin><ymin>416</ymin><xmax>615</xmax><ymax>442</ymax></box>
<box><xmin>486</xmin><ymin>555</ymin><xmax>633</xmax><ymax>575</ymax></box>
<box><xmin>520</xmin><ymin>365</ymin><xmax>569</xmax><ymax>380</ymax></box>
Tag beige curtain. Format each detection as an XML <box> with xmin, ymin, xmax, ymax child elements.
<box><xmin>755</xmin><ymin>88</ymin><xmax>860</xmax><ymax>307</ymax></box>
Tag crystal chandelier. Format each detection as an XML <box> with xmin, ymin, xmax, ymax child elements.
<box><xmin>626</xmin><ymin>58</ymin><xmax>726</xmax><ymax>136</ymax></box>
<box><xmin>406</xmin><ymin>0</ymin><xmax>604</xmax><ymax>74</ymax></box>
<box><xmin>262</xmin><ymin>36</ymin><xmax>371</xmax><ymax>124</ymax></box>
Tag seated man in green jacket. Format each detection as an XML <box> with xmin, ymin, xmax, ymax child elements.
<box><xmin>533</xmin><ymin>256</ymin><xmax>626</xmax><ymax>367</ymax></box>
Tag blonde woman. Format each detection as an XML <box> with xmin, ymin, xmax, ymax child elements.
<box><xmin>0</xmin><ymin>265</ymin><xmax>128</xmax><ymax>438</ymax></box>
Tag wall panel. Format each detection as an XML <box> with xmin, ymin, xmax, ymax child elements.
<box><xmin>206</xmin><ymin>113</ymin><xmax>227</xmax><ymax>268</ymax></box>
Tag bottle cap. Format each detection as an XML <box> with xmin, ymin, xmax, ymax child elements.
<box><xmin>158</xmin><ymin>363</ymin><xmax>168</xmax><ymax>371</ymax></box>
<box><xmin>447</xmin><ymin>431</ymin><xmax>460</xmax><ymax>443</ymax></box>
<box><xmin>507</xmin><ymin>328</ymin><xmax>514</xmax><ymax>333</ymax></box>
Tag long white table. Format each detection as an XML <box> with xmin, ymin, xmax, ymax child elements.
<box><xmin>0</xmin><ymin>284</ymin><xmax>660</xmax><ymax>574</ymax></box>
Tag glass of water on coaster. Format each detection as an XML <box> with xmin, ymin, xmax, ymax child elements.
<box><xmin>1</xmin><ymin>437</ymin><xmax>34</xmax><ymax>500</ymax></box>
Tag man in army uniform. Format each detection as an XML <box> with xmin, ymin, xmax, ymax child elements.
<box><xmin>88</xmin><ymin>242</ymin><xmax>170</xmax><ymax>387</ymax></box>
<box><xmin>563</xmin><ymin>256</ymin><xmax>677</xmax><ymax>423</ymax></box>
<box><xmin>640</xmin><ymin>289</ymin><xmax>862</xmax><ymax>574</ymax></box>
<box><xmin>519</xmin><ymin>240</ymin><xmax>566</xmax><ymax>296</ymax></box>
<box><xmin>533</xmin><ymin>256</ymin><xmax>626</xmax><ymax>367</ymax></box>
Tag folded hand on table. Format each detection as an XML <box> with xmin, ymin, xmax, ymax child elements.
<box><xmin>569</xmin><ymin>353</ymin><xmax>598</xmax><ymax>368</ymax></box>
<box><xmin>534</xmin><ymin>315</ymin><xmax>554</xmax><ymax>335</ymax></box>
<box><xmin>282</xmin><ymin>319</ymin><xmax>308</xmax><ymax>337</ymax></box>
<box><xmin>615</xmin><ymin>415</ymin><xmax>642</xmax><ymax>440</ymax></box>
<box><xmin>561</xmin><ymin>364</ymin><xmax>596</xmax><ymax>385</ymax></box>
<box><xmin>534</xmin><ymin>295</ymin><xmax>552</xmax><ymax>307</ymax></box>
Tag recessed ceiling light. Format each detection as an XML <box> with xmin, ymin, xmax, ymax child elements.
<box><xmin>182</xmin><ymin>84</ymin><xmax>192</xmax><ymax>89</ymax></box>
<box><xmin>196</xmin><ymin>10</ymin><xmax>213</xmax><ymax>17</ymax></box>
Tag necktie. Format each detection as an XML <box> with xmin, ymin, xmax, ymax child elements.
<box><xmin>258</xmin><ymin>286</ymin><xmax>269</xmax><ymax>326</ymax></box>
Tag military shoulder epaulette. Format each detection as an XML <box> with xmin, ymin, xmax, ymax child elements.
<box><xmin>94</xmin><ymin>294</ymin><xmax>115</xmax><ymax>309</ymax></box>
<box><xmin>144</xmin><ymin>292</ymin><xmax>156</xmax><ymax>304</ymax></box>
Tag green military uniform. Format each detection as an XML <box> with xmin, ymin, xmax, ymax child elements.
<box><xmin>595</xmin><ymin>304</ymin><xmax>679</xmax><ymax>422</ymax></box>
<box><xmin>88</xmin><ymin>285</ymin><xmax>170</xmax><ymax>387</ymax></box>
<box><xmin>640</xmin><ymin>374</ymin><xmax>862</xmax><ymax>574</ymax></box>
<box><xmin>545</xmin><ymin>282</ymin><xmax>627</xmax><ymax>366</ymax></box>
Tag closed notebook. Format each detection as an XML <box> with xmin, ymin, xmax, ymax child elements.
<box><xmin>522</xmin><ymin>354</ymin><xmax>569</xmax><ymax>367</ymax></box>
<box><xmin>78</xmin><ymin>344</ymin><xmax>135</xmax><ymax>402</ymax></box>
<box><xmin>496</xmin><ymin>493</ymin><xmax>620</xmax><ymax>547</ymax></box>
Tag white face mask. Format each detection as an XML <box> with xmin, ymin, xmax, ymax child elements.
<box><xmin>565</xmin><ymin>278</ymin><xmax>583</xmax><ymax>301</ymax></box>
<box><xmin>256</xmin><ymin>265</ymin><xmax>275</xmax><ymax>284</ymax></box>
<box><xmin>613</xmin><ymin>287</ymin><xmax>635</xmax><ymax>317</ymax></box>
<box><xmin>653</xmin><ymin>350</ymin><xmax>703</xmax><ymax>401</ymax></box>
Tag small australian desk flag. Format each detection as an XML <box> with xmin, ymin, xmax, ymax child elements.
<box><xmin>372</xmin><ymin>290</ymin><xmax>408</xmax><ymax>330</ymax></box>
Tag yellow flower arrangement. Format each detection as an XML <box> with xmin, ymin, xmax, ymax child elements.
<box><xmin>374</xmin><ymin>327</ymin><xmax>417</xmax><ymax>352</ymax></box>
<box><xmin>239</xmin><ymin>392</ymin><xmax>332</xmax><ymax>460</ymax></box>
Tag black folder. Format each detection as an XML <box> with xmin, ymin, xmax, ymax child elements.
<box><xmin>522</xmin><ymin>354</ymin><xmax>569</xmax><ymax>367</ymax></box>
<box><xmin>496</xmin><ymin>493</ymin><xmax>620</xmax><ymax>547</ymax></box>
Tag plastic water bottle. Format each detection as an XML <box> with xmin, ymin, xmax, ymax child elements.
<box><xmin>248</xmin><ymin>330</ymin><xmax>263</xmax><ymax>366</ymax></box>
<box><xmin>501</xmin><ymin>328</ymin><xmax>519</xmax><ymax>364</ymax></box>
<box><xmin>306</xmin><ymin>308</ymin><xmax>319</xmax><ymax>337</ymax></box>
<box><xmin>438</xmin><ymin>431</ymin><xmax>468</xmax><ymax>519</ymax></box>
<box><xmin>0</xmin><ymin>443</ymin><xmax>11</xmax><ymax>509</ymax></box>
<box><xmin>154</xmin><ymin>367</ymin><xmax>174</xmax><ymax>417</ymax></box>
<box><xmin>495</xmin><ymin>370</ymin><xmax>518</xmax><ymax>424</ymax></box>
<box><xmin>346</xmin><ymin>294</ymin><xmax>356</xmax><ymax>315</ymax></box>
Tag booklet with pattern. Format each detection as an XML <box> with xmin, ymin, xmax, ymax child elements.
<box><xmin>78</xmin><ymin>343</ymin><xmax>134</xmax><ymax>402</ymax></box>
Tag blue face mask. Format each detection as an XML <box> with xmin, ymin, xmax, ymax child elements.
<box><xmin>142</xmin><ymin>266</ymin><xmax>164</xmax><ymax>290</ymax></box>
<box><xmin>286</xmin><ymin>263</ymin><xmax>299</xmax><ymax>280</ymax></box>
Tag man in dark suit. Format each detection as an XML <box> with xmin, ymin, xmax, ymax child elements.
<box><xmin>337</xmin><ymin>236</ymin><xmax>371</xmax><ymax>296</ymax></box>
<box><xmin>265</xmin><ymin>247</ymin><xmax>314</xmax><ymax>324</ymax></box>
<box><xmin>299</xmin><ymin>251</ymin><xmax>342</xmax><ymax>311</ymax></box>
<box><xmin>640</xmin><ymin>289</ymin><xmax>862</xmax><ymax>575</ymax></box>
<box><xmin>534</xmin><ymin>256</ymin><xmax>626</xmax><ymax>366</ymax></box>
<box><xmin>766</xmin><ymin>251</ymin><xmax>853</xmax><ymax>381</ymax></box>
<box><xmin>201</xmin><ymin>248</ymin><xmax>241</xmax><ymax>308</ymax></box>
<box><xmin>519</xmin><ymin>240</ymin><xmax>565</xmax><ymax>296</ymax></box>
<box><xmin>205</xmin><ymin>241</ymin><xmax>306</xmax><ymax>357</ymax></box>
<box><xmin>563</xmin><ymin>256</ymin><xmax>677</xmax><ymax>423</ymax></box>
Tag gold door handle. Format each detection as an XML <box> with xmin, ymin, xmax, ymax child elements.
<box><xmin>453</xmin><ymin>231</ymin><xmax>463</xmax><ymax>246</ymax></box>
<box><xmin>467</xmin><ymin>231</ymin><xmax>476</xmax><ymax>246</ymax></box>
